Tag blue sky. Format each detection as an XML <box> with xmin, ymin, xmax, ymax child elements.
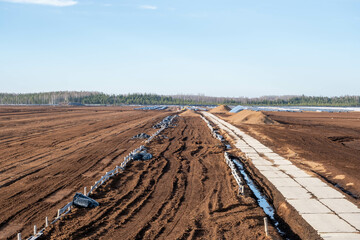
<box><xmin>0</xmin><ymin>0</ymin><xmax>359</xmax><ymax>97</ymax></box>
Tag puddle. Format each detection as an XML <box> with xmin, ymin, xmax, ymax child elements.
<box><xmin>233</xmin><ymin>159</ymin><xmax>291</xmax><ymax>239</ymax></box>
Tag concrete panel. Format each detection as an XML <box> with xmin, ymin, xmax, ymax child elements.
<box><xmin>243</xmin><ymin>139</ymin><xmax>257</xmax><ymax>143</ymax></box>
<box><xmin>255</xmin><ymin>148</ymin><xmax>274</xmax><ymax>153</ymax></box>
<box><xmin>251</xmin><ymin>160</ymin><xmax>274</xmax><ymax>166</ymax></box>
<box><xmin>301</xmin><ymin>213</ymin><xmax>357</xmax><ymax>233</ymax></box>
<box><xmin>277</xmin><ymin>186</ymin><xmax>311</xmax><ymax>199</ymax></box>
<box><xmin>243</xmin><ymin>150</ymin><xmax>258</xmax><ymax>154</ymax></box>
<box><xmin>247</xmin><ymin>156</ymin><xmax>264</xmax><ymax>161</ymax></box>
<box><xmin>245</xmin><ymin>153</ymin><xmax>261</xmax><ymax>158</ymax></box>
<box><xmin>277</xmin><ymin>165</ymin><xmax>299</xmax><ymax>171</ymax></box>
<box><xmin>288</xmin><ymin>199</ymin><xmax>332</xmax><ymax>214</ymax></box>
<box><xmin>264</xmin><ymin>152</ymin><xmax>282</xmax><ymax>158</ymax></box>
<box><xmin>249</xmin><ymin>142</ymin><xmax>264</xmax><ymax>145</ymax></box>
<box><xmin>259</xmin><ymin>170</ymin><xmax>289</xmax><ymax>179</ymax></box>
<box><xmin>235</xmin><ymin>144</ymin><xmax>250</xmax><ymax>148</ymax></box>
<box><xmin>268</xmin><ymin>177</ymin><xmax>302</xmax><ymax>187</ymax></box>
<box><xmin>269</xmin><ymin>157</ymin><xmax>288</xmax><ymax>161</ymax></box>
<box><xmin>242</xmin><ymin>149</ymin><xmax>258</xmax><ymax>154</ymax></box>
<box><xmin>321</xmin><ymin>233</ymin><xmax>360</xmax><ymax>239</ymax></box>
<box><xmin>273</xmin><ymin>159</ymin><xmax>293</xmax><ymax>165</ymax></box>
<box><xmin>295</xmin><ymin>177</ymin><xmax>328</xmax><ymax>187</ymax></box>
<box><xmin>306</xmin><ymin>186</ymin><xmax>345</xmax><ymax>199</ymax></box>
<box><xmin>256</xmin><ymin>165</ymin><xmax>279</xmax><ymax>171</ymax></box>
<box><xmin>284</xmin><ymin>169</ymin><xmax>312</xmax><ymax>178</ymax></box>
<box><xmin>320</xmin><ymin>199</ymin><xmax>360</xmax><ymax>214</ymax></box>
<box><xmin>235</xmin><ymin>140</ymin><xmax>248</xmax><ymax>145</ymax></box>
<box><xmin>340</xmin><ymin>213</ymin><xmax>360</xmax><ymax>230</ymax></box>
<box><xmin>240</xmin><ymin>147</ymin><xmax>256</xmax><ymax>151</ymax></box>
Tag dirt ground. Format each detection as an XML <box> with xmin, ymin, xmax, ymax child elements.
<box><xmin>0</xmin><ymin>106</ymin><xmax>171</xmax><ymax>239</ymax></box>
<box><xmin>232</xmin><ymin>111</ymin><xmax>360</xmax><ymax>204</ymax></box>
<box><xmin>38</xmin><ymin>113</ymin><xmax>279</xmax><ymax>240</ymax></box>
<box><xmin>0</xmin><ymin>107</ymin><xmax>280</xmax><ymax>240</ymax></box>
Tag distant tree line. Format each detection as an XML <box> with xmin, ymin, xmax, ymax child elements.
<box><xmin>0</xmin><ymin>92</ymin><xmax>359</xmax><ymax>106</ymax></box>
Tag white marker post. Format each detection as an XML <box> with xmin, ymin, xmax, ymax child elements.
<box><xmin>264</xmin><ymin>217</ymin><xmax>269</xmax><ymax>236</ymax></box>
<box><xmin>45</xmin><ymin>217</ymin><xmax>49</xmax><ymax>227</ymax></box>
<box><xmin>17</xmin><ymin>233</ymin><xmax>21</xmax><ymax>240</ymax></box>
<box><xmin>84</xmin><ymin>187</ymin><xmax>87</xmax><ymax>196</ymax></box>
<box><xmin>34</xmin><ymin>225</ymin><xmax>37</xmax><ymax>235</ymax></box>
<box><xmin>57</xmin><ymin>209</ymin><xmax>60</xmax><ymax>218</ymax></box>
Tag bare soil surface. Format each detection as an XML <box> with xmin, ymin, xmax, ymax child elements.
<box><xmin>0</xmin><ymin>107</ymin><xmax>281</xmax><ymax>240</ymax></box>
<box><xmin>209</xmin><ymin>105</ymin><xmax>231</xmax><ymax>114</ymax></box>
<box><xmin>230</xmin><ymin>111</ymin><xmax>360</xmax><ymax>203</ymax></box>
<box><xmin>38</xmin><ymin>114</ymin><xmax>280</xmax><ymax>240</ymax></box>
<box><xmin>0</xmin><ymin>106</ymin><xmax>171</xmax><ymax>239</ymax></box>
<box><xmin>226</xmin><ymin>110</ymin><xmax>277</xmax><ymax>125</ymax></box>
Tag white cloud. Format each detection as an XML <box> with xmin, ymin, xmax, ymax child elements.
<box><xmin>139</xmin><ymin>5</ymin><xmax>157</xmax><ymax>10</ymax></box>
<box><xmin>2</xmin><ymin>0</ymin><xmax>77</xmax><ymax>6</ymax></box>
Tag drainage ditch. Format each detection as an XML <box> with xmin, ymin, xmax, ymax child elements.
<box><xmin>232</xmin><ymin>157</ymin><xmax>298</xmax><ymax>240</ymax></box>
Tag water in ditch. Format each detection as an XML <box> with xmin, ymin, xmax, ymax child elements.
<box><xmin>232</xmin><ymin>159</ymin><xmax>292</xmax><ymax>239</ymax></box>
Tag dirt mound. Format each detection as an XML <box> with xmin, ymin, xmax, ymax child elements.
<box><xmin>179</xmin><ymin>109</ymin><xmax>198</xmax><ymax>117</ymax></box>
<box><xmin>227</xmin><ymin>110</ymin><xmax>277</xmax><ymax>125</ymax></box>
<box><xmin>209</xmin><ymin>105</ymin><xmax>231</xmax><ymax>113</ymax></box>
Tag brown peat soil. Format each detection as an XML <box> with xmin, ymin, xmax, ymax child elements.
<box><xmin>232</xmin><ymin>111</ymin><xmax>360</xmax><ymax>203</ymax></box>
<box><xmin>0</xmin><ymin>107</ymin><xmax>279</xmax><ymax>239</ymax></box>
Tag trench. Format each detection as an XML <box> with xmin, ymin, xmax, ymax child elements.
<box><xmin>232</xmin><ymin>157</ymin><xmax>295</xmax><ymax>240</ymax></box>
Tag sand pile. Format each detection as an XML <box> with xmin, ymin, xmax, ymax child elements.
<box><xmin>209</xmin><ymin>105</ymin><xmax>231</xmax><ymax>113</ymax></box>
<box><xmin>227</xmin><ymin>110</ymin><xmax>277</xmax><ymax>125</ymax></box>
<box><xmin>180</xmin><ymin>109</ymin><xmax>198</xmax><ymax>117</ymax></box>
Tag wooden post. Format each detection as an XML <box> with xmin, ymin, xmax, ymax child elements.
<box><xmin>34</xmin><ymin>225</ymin><xmax>37</xmax><ymax>235</ymax></box>
<box><xmin>17</xmin><ymin>233</ymin><xmax>21</xmax><ymax>240</ymax></box>
<box><xmin>45</xmin><ymin>217</ymin><xmax>49</xmax><ymax>227</ymax></box>
<box><xmin>264</xmin><ymin>217</ymin><xmax>268</xmax><ymax>236</ymax></box>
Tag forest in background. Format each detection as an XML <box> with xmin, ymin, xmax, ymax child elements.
<box><xmin>0</xmin><ymin>92</ymin><xmax>359</xmax><ymax>106</ymax></box>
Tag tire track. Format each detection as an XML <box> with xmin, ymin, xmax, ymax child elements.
<box><xmin>36</xmin><ymin>112</ymin><xmax>282</xmax><ymax>240</ymax></box>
